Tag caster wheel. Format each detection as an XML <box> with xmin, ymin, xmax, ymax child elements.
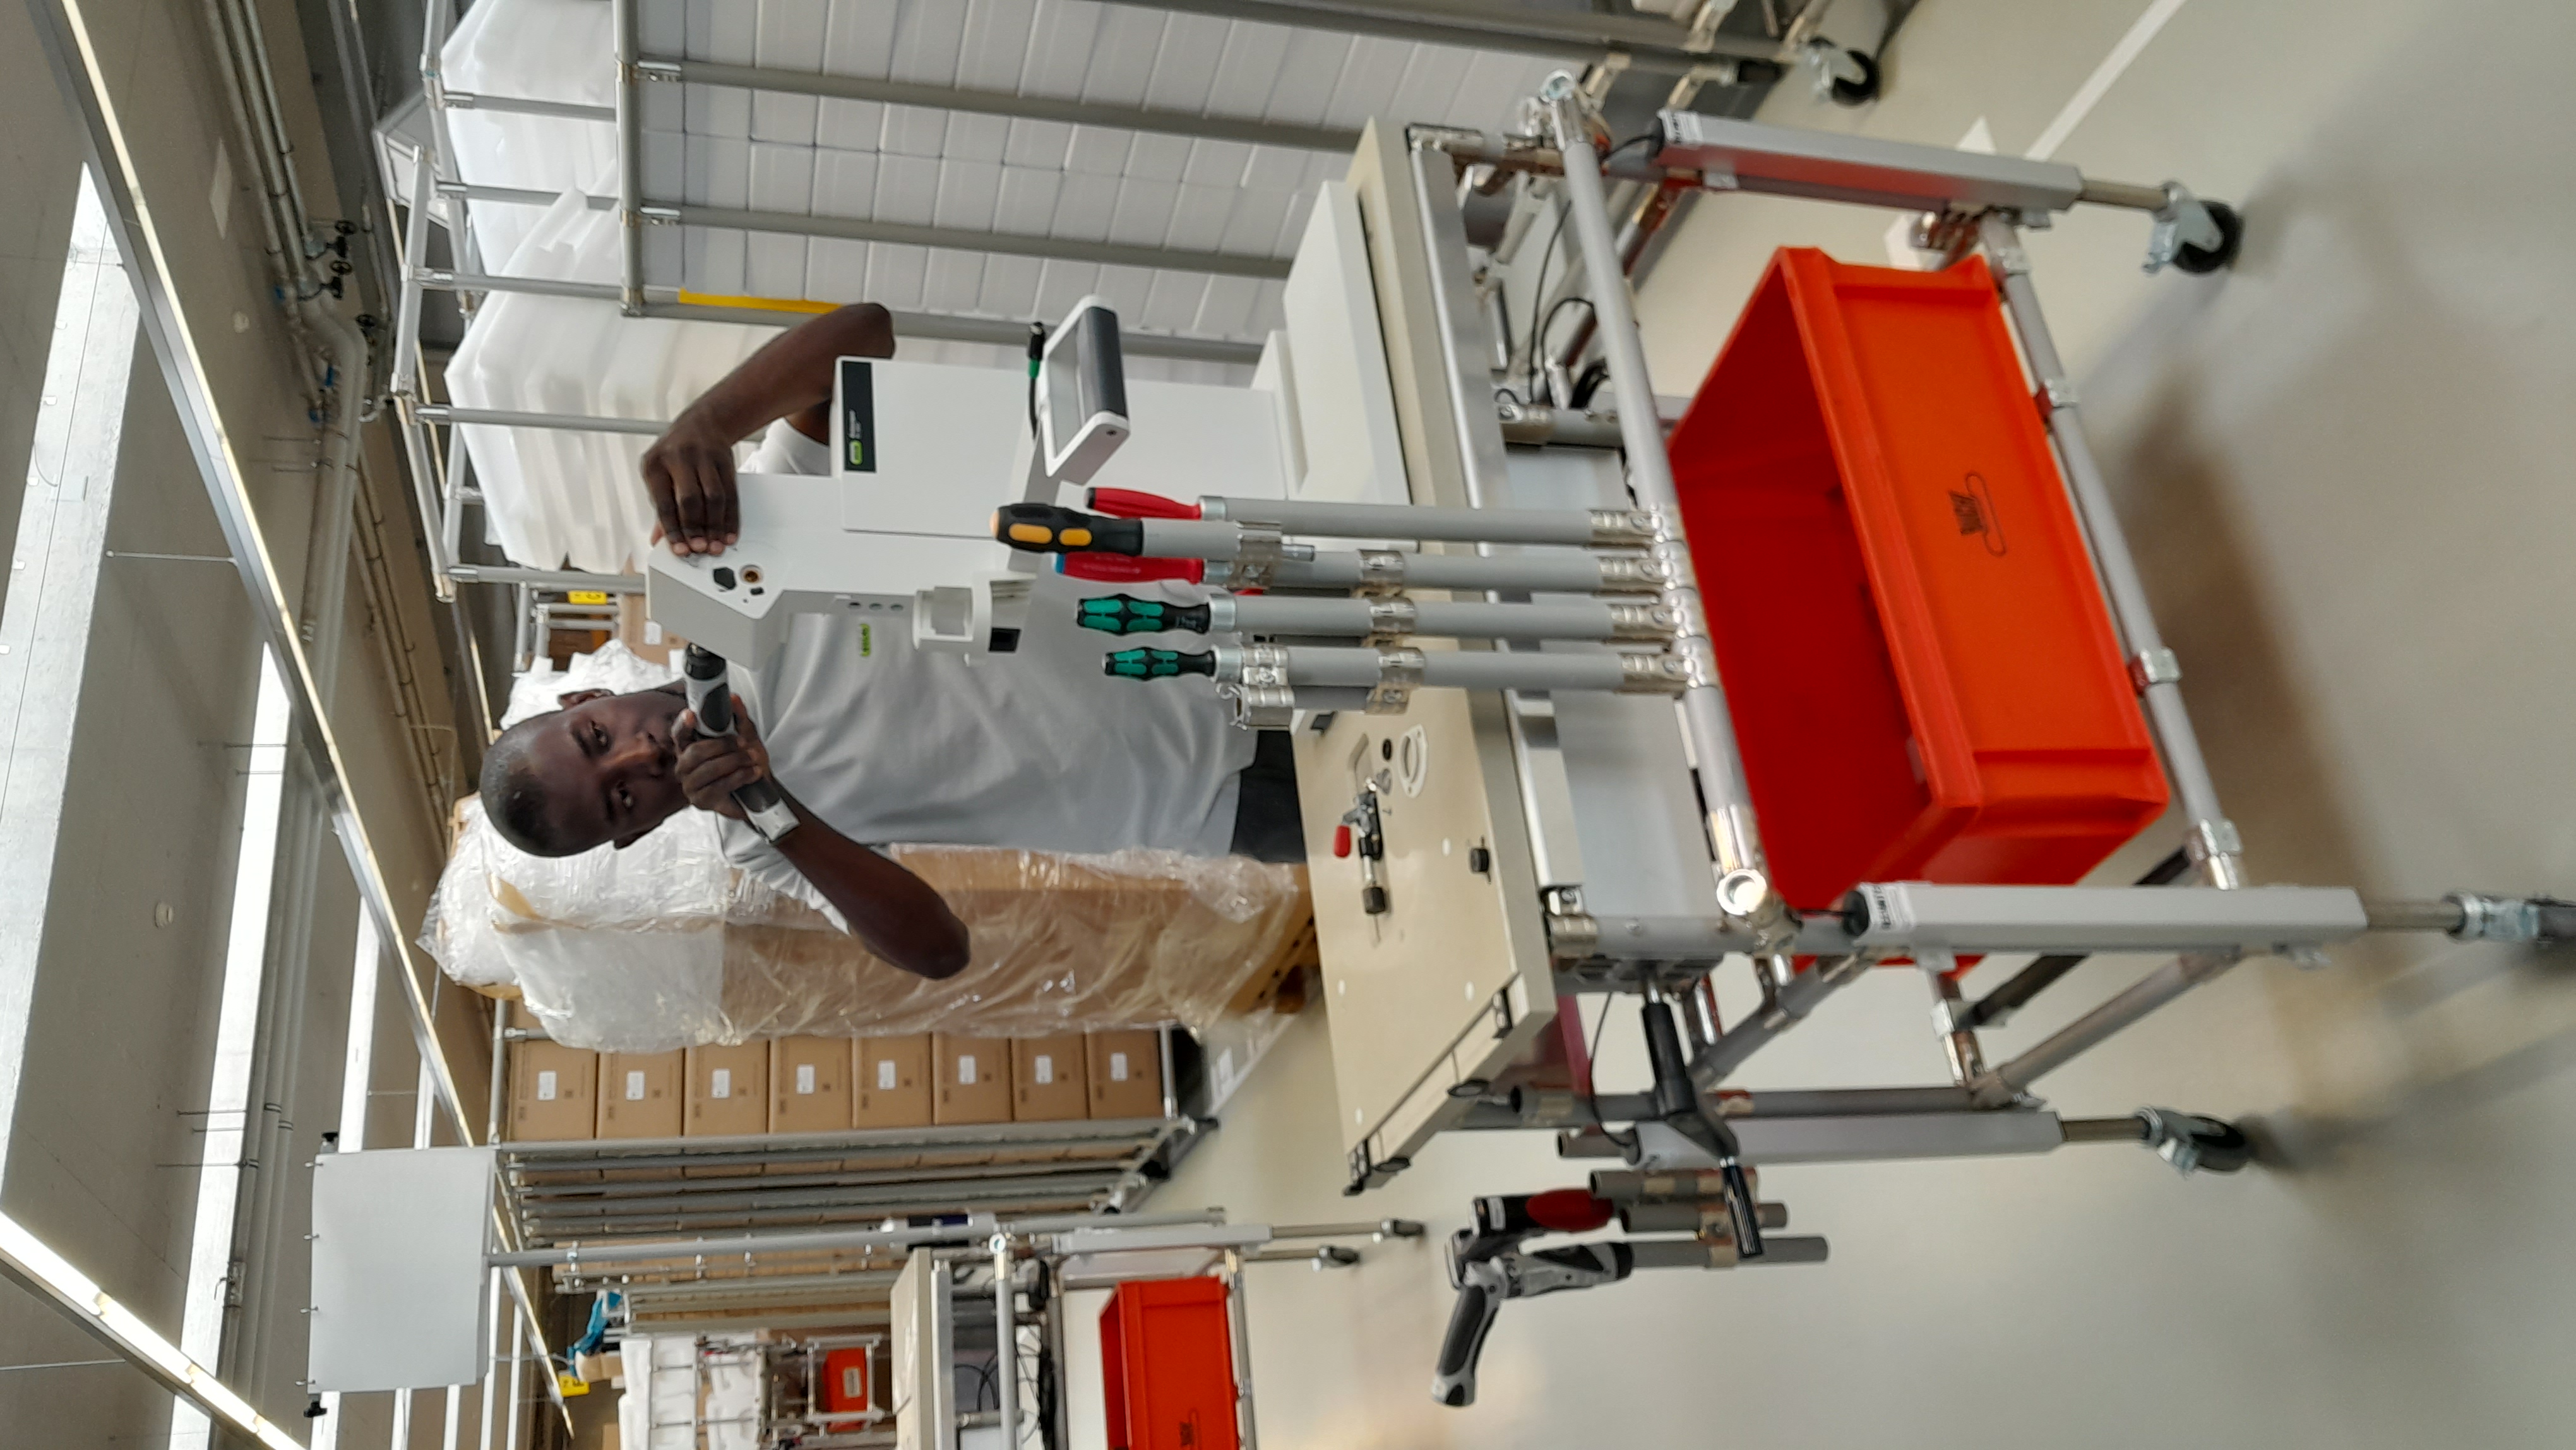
<box><xmin>2181</xmin><ymin>1117</ymin><xmax>2253</xmax><ymax>1173</ymax></box>
<box><xmin>2173</xmin><ymin>200</ymin><xmax>2243</xmax><ymax>274</ymax></box>
<box><xmin>1829</xmin><ymin>50</ymin><xmax>1880</xmax><ymax>106</ymax></box>
<box><xmin>2139</xmin><ymin>1106</ymin><xmax>2254</xmax><ymax>1175</ymax></box>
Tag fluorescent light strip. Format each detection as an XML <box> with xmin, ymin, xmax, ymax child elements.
<box><xmin>0</xmin><ymin>1212</ymin><xmax>304</xmax><ymax>1450</ymax></box>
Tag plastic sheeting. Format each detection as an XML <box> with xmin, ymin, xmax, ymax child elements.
<box><xmin>445</xmin><ymin>189</ymin><xmax>778</xmax><ymax>574</ymax></box>
<box><xmin>437</xmin><ymin>0</ymin><xmax>616</xmax><ymax>276</ymax></box>
<box><xmin>425</xmin><ymin>796</ymin><xmax>1309</xmax><ymax>1052</ymax></box>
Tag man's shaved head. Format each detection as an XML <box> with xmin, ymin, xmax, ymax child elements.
<box><xmin>477</xmin><ymin>685</ymin><xmax>691</xmax><ymax>857</ymax></box>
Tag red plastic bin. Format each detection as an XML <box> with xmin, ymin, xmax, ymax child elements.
<box><xmin>1668</xmin><ymin>249</ymin><xmax>2168</xmax><ymax>911</ymax></box>
<box><xmin>1100</xmin><ymin>1277</ymin><xmax>1239</xmax><ymax>1450</ymax></box>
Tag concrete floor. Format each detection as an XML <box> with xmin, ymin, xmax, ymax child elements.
<box><xmin>1126</xmin><ymin>2</ymin><xmax>2576</xmax><ymax>1446</ymax></box>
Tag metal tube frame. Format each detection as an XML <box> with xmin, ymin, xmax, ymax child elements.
<box><xmin>1376</xmin><ymin>79</ymin><xmax>2530</xmax><ymax>1202</ymax></box>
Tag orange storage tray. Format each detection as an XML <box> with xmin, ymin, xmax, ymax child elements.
<box><xmin>1100</xmin><ymin>1277</ymin><xmax>1238</xmax><ymax>1450</ymax></box>
<box><xmin>1669</xmin><ymin>249</ymin><xmax>2167</xmax><ymax>911</ymax></box>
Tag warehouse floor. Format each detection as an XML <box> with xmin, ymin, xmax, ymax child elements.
<box><xmin>1096</xmin><ymin>2</ymin><xmax>2576</xmax><ymax>1446</ymax></box>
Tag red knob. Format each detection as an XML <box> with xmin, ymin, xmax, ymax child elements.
<box><xmin>1332</xmin><ymin>824</ymin><xmax>1353</xmax><ymax>858</ymax></box>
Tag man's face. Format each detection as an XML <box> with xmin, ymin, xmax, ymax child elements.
<box><xmin>517</xmin><ymin>687</ymin><xmax>690</xmax><ymax>852</ymax></box>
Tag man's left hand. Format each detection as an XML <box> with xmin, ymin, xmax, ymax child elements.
<box><xmin>676</xmin><ymin>696</ymin><xmax>772</xmax><ymax>819</ymax></box>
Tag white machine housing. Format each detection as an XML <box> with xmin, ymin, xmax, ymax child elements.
<box><xmin>645</xmin><ymin>297</ymin><xmax>1298</xmax><ymax>666</ymax></box>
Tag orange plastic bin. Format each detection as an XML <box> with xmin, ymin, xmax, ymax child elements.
<box><xmin>1668</xmin><ymin>248</ymin><xmax>2168</xmax><ymax>911</ymax></box>
<box><xmin>1100</xmin><ymin>1276</ymin><xmax>1239</xmax><ymax>1450</ymax></box>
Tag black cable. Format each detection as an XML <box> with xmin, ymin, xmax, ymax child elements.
<box><xmin>1529</xmin><ymin>295</ymin><xmax>1595</xmax><ymax>400</ymax></box>
<box><xmin>1521</xmin><ymin>133</ymin><xmax>1657</xmax><ymax>403</ymax></box>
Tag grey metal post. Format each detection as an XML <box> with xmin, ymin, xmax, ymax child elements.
<box><xmin>990</xmin><ymin>1233</ymin><xmax>1019</xmax><ymax>1450</ymax></box>
<box><xmin>613</xmin><ymin>0</ymin><xmax>645</xmax><ymax>315</ymax></box>
<box><xmin>1969</xmin><ymin>951</ymin><xmax>2240</xmax><ymax>1106</ymax></box>
<box><xmin>1223</xmin><ymin>1249</ymin><xmax>1260</xmax><ymax>1450</ymax></box>
<box><xmin>1545</xmin><ymin>81</ymin><xmax>1787</xmax><ymax>940</ymax></box>
<box><xmin>419</xmin><ymin>403</ymin><xmax>667</xmax><ymax>436</ymax></box>
<box><xmin>1975</xmin><ymin>211</ymin><xmax>2243</xmax><ymax>888</ymax></box>
<box><xmin>442</xmin><ymin>428</ymin><xmax>470</xmax><ymax>585</ymax></box>
<box><xmin>1688</xmin><ymin>956</ymin><xmax>1875</xmax><ymax>1088</ymax></box>
<box><xmin>1200</xmin><ymin>495</ymin><xmax>1650</xmax><ymax>548</ymax></box>
<box><xmin>449</xmin><ymin>565</ymin><xmax>643</xmax><ymax>592</ymax></box>
<box><xmin>390</xmin><ymin>145</ymin><xmax>434</xmax><ymax>399</ymax></box>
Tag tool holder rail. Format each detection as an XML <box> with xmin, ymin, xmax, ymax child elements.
<box><xmin>982</xmin><ymin>75</ymin><xmax>2576</xmax><ymax>1405</ymax></box>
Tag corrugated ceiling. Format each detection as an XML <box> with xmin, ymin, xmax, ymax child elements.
<box><xmin>635</xmin><ymin>0</ymin><xmax>1563</xmax><ymax>341</ymax></box>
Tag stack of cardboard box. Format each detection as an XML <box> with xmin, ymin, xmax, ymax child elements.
<box><xmin>504</xmin><ymin>1022</ymin><xmax>1169</xmax><ymax>1142</ymax></box>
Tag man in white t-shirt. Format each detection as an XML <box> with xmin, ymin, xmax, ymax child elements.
<box><xmin>477</xmin><ymin>304</ymin><xmax>1304</xmax><ymax>980</ymax></box>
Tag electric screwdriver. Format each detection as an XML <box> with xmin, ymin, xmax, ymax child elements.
<box><xmin>681</xmin><ymin>644</ymin><xmax>799</xmax><ymax>842</ymax></box>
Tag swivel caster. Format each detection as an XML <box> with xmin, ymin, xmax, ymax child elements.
<box><xmin>1801</xmin><ymin>38</ymin><xmax>1880</xmax><ymax>105</ymax></box>
<box><xmin>2172</xmin><ymin>200</ymin><xmax>2244</xmax><ymax>275</ymax></box>
<box><xmin>2137</xmin><ymin>1107</ymin><xmax>2253</xmax><ymax>1176</ymax></box>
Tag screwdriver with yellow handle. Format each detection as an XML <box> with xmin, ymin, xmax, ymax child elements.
<box><xmin>992</xmin><ymin>503</ymin><xmax>1146</xmax><ymax>556</ymax></box>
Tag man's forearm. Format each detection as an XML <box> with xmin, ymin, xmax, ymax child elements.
<box><xmin>683</xmin><ymin>302</ymin><xmax>896</xmax><ymax>443</ymax></box>
<box><xmin>770</xmin><ymin>789</ymin><xmax>972</xmax><ymax>980</ymax></box>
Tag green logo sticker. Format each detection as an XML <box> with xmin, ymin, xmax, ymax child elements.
<box><xmin>859</xmin><ymin>623</ymin><xmax>872</xmax><ymax>657</ymax></box>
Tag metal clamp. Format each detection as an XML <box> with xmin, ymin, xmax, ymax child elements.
<box><xmin>2039</xmin><ymin>375</ymin><xmax>2081</xmax><ymax>414</ymax></box>
<box><xmin>1229</xmin><ymin>524</ymin><xmax>1286</xmax><ymax>592</ymax></box>
<box><xmin>1224</xmin><ymin>642</ymin><xmax>1296</xmax><ymax>728</ymax></box>
<box><xmin>1221</xmin><ymin>684</ymin><xmax>1296</xmax><ymax>729</ymax></box>
<box><xmin>1604</xmin><ymin>602</ymin><xmax>1681</xmax><ymax>642</ymax></box>
<box><xmin>1365</xmin><ymin>596</ymin><xmax>1419</xmax><ymax>645</ymax></box>
<box><xmin>2449</xmin><ymin>893</ymin><xmax>2544</xmax><ymax>944</ymax></box>
<box><xmin>2185</xmin><ymin>818</ymin><xmax>2243</xmax><ymax>864</ymax></box>
<box><xmin>1587</xmin><ymin>509</ymin><xmax>1661</xmax><ymax>548</ymax></box>
<box><xmin>1354</xmin><ymin>549</ymin><xmax>1409</xmax><ymax>597</ymax></box>
<box><xmin>2127</xmin><ymin>647</ymin><xmax>2181</xmax><ymax>693</ymax></box>
<box><xmin>1592</xmin><ymin>555</ymin><xmax>1671</xmax><ymax>594</ymax></box>
<box><xmin>1369</xmin><ymin>648</ymin><xmax>1428</xmax><ymax>714</ymax></box>
<box><xmin>1615</xmin><ymin>652</ymin><xmax>1691</xmax><ymax>695</ymax></box>
<box><xmin>1544</xmin><ymin>910</ymin><xmax>1601</xmax><ymax>956</ymax></box>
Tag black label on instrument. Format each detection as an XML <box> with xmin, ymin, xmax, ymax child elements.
<box><xmin>840</xmin><ymin>358</ymin><xmax>876</xmax><ymax>473</ymax></box>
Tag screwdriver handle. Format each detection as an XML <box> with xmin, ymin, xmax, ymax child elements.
<box><xmin>1076</xmin><ymin>594</ymin><xmax>1214</xmax><ymax>635</ymax></box>
<box><xmin>993</xmin><ymin>502</ymin><xmax>1145</xmax><ymax>555</ymax></box>
<box><xmin>1104</xmin><ymin>647</ymin><xmax>1217</xmax><ymax>681</ymax></box>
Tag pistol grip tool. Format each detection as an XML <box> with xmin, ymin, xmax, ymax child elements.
<box><xmin>1433</xmin><ymin>1189</ymin><xmax>1619</xmax><ymax>1407</ymax></box>
<box><xmin>681</xmin><ymin>644</ymin><xmax>799</xmax><ymax>842</ymax></box>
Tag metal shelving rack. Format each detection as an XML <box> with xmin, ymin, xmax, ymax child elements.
<box><xmin>378</xmin><ymin>0</ymin><xmax>1870</xmax><ymax>650</ymax></box>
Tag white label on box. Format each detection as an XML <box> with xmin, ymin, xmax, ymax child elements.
<box><xmin>536</xmin><ymin>1070</ymin><xmax>559</xmax><ymax>1102</ymax></box>
<box><xmin>1110</xmin><ymin>1052</ymin><xmax>1131</xmax><ymax>1082</ymax></box>
<box><xmin>625</xmin><ymin>1070</ymin><xmax>646</xmax><ymax>1101</ymax></box>
<box><xmin>1034</xmin><ymin>1055</ymin><xmax>1054</xmax><ymax>1086</ymax></box>
<box><xmin>796</xmin><ymin>1063</ymin><xmax>817</xmax><ymax>1095</ymax></box>
<box><xmin>842</xmin><ymin>1366</ymin><xmax>864</xmax><ymax>1399</ymax></box>
<box><xmin>877</xmin><ymin>1060</ymin><xmax>898</xmax><ymax>1091</ymax></box>
<box><xmin>710</xmin><ymin>1068</ymin><xmax>732</xmax><ymax>1099</ymax></box>
<box><xmin>957</xmin><ymin>1055</ymin><xmax>978</xmax><ymax>1086</ymax></box>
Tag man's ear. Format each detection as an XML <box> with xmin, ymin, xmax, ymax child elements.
<box><xmin>557</xmin><ymin>688</ymin><xmax>611</xmax><ymax>709</ymax></box>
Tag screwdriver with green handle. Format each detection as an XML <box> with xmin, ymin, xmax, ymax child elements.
<box><xmin>1077</xmin><ymin>594</ymin><xmax>1214</xmax><ymax>635</ymax></box>
<box><xmin>1103</xmin><ymin>647</ymin><xmax>1216</xmax><ymax>680</ymax></box>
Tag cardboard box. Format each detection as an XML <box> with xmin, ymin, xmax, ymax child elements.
<box><xmin>684</xmin><ymin>1043</ymin><xmax>771</xmax><ymax>1137</ymax></box>
<box><xmin>1012</xmin><ymin>1035</ymin><xmax>1089</xmax><ymax>1122</ymax></box>
<box><xmin>508</xmin><ymin>1040</ymin><xmax>599</xmax><ymax>1142</ymax></box>
<box><xmin>772</xmin><ymin>1036</ymin><xmax>853</xmax><ymax>1134</ymax></box>
<box><xmin>856</xmin><ymin>1034</ymin><xmax>933</xmax><ymax>1129</ymax></box>
<box><xmin>933</xmin><ymin>1035</ymin><xmax>1012</xmax><ymax>1125</ymax></box>
<box><xmin>595</xmin><ymin>1051</ymin><xmax>684</xmax><ymax>1139</ymax></box>
<box><xmin>1086</xmin><ymin>1031</ymin><xmax>1166</xmax><ymax>1120</ymax></box>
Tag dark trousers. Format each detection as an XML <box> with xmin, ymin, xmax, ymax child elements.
<box><xmin>1227</xmin><ymin>729</ymin><xmax>1306</xmax><ymax>863</ymax></box>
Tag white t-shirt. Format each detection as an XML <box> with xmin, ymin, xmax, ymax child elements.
<box><xmin>713</xmin><ymin>422</ymin><xmax>1256</xmax><ymax>922</ymax></box>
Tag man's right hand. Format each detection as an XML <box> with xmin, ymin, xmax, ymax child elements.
<box><xmin>641</xmin><ymin>409</ymin><xmax>742</xmax><ymax>556</ymax></box>
<box><xmin>674</xmin><ymin>701</ymin><xmax>772</xmax><ymax>819</ymax></box>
